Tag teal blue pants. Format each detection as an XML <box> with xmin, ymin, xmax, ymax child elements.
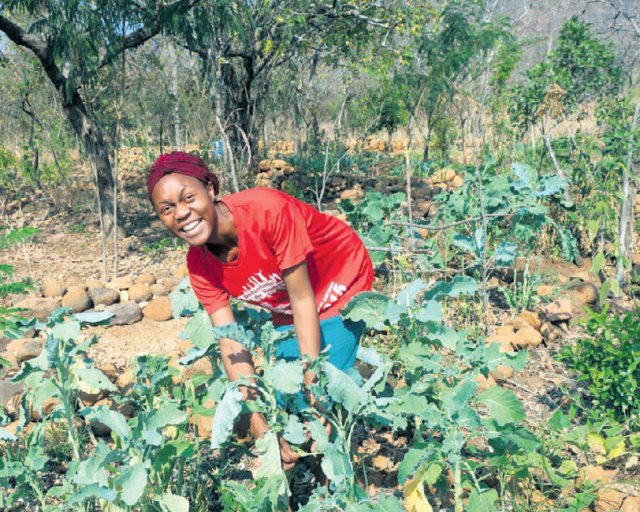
<box><xmin>275</xmin><ymin>315</ymin><xmax>364</xmax><ymax>371</ymax></box>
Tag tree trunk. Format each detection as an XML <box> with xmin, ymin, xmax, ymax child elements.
<box><xmin>167</xmin><ymin>43</ymin><xmax>183</xmax><ymax>150</ymax></box>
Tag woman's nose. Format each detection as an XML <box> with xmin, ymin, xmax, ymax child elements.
<box><xmin>175</xmin><ymin>202</ymin><xmax>190</xmax><ymax>220</ymax></box>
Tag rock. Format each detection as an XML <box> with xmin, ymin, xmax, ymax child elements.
<box><xmin>540</xmin><ymin>322</ymin><xmax>560</xmax><ymax>343</ymax></box>
<box><xmin>0</xmin><ymin>379</ymin><xmax>23</xmax><ymax>413</ymax></box>
<box><xmin>143</xmin><ymin>297</ymin><xmax>173</xmax><ymax>321</ymax></box>
<box><xmin>621</xmin><ymin>497</ymin><xmax>640</xmax><ymax>512</ymax></box>
<box><xmin>97</xmin><ymin>362</ymin><xmax>119</xmax><ymax>383</ymax></box>
<box><xmin>5</xmin><ymin>338</ymin><xmax>43</xmax><ymax>363</ymax></box>
<box><xmin>104</xmin><ymin>302</ymin><xmax>142</xmax><ymax>326</ymax></box>
<box><xmin>569</xmin><ymin>281</ymin><xmax>598</xmax><ymax>305</ymax></box>
<box><xmin>174</xmin><ymin>264</ymin><xmax>189</xmax><ymax>279</ymax></box>
<box><xmin>490</xmin><ymin>365</ymin><xmax>513</xmax><ymax>382</ymax></box>
<box><xmin>3</xmin><ymin>421</ymin><xmax>18</xmax><ymax>436</ymax></box>
<box><xmin>576</xmin><ymin>465</ymin><xmax>616</xmax><ymax>487</ymax></box>
<box><xmin>595</xmin><ymin>488</ymin><xmax>628</xmax><ymax>512</ymax></box>
<box><xmin>340</xmin><ymin>185</ymin><xmax>364</xmax><ymax>201</ymax></box>
<box><xmin>541</xmin><ymin>299</ymin><xmax>572</xmax><ymax>323</ymax></box>
<box><xmin>536</xmin><ymin>285</ymin><xmax>555</xmax><ymax>297</ymax></box>
<box><xmin>184</xmin><ymin>357</ymin><xmax>213</xmax><ymax>381</ymax></box>
<box><xmin>570</xmin><ymin>271</ymin><xmax>593</xmax><ymax>282</ymax></box>
<box><xmin>487</xmin><ymin>276</ymin><xmax>501</xmax><ymax>288</ymax></box>
<box><xmin>64</xmin><ymin>274</ymin><xmax>85</xmax><ymax>289</ymax></box>
<box><xmin>149</xmin><ymin>283</ymin><xmax>168</xmax><ymax>297</ymax></box>
<box><xmin>135</xmin><ymin>273</ymin><xmax>156</xmax><ymax>286</ymax></box>
<box><xmin>41</xmin><ymin>278</ymin><xmax>66</xmax><ymax>298</ymax></box>
<box><xmin>515</xmin><ymin>311</ymin><xmax>542</xmax><ymax>331</ymax></box>
<box><xmin>120</xmin><ymin>290</ymin><xmax>130</xmax><ymax>302</ymax></box>
<box><xmin>61</xmin><ymin>288</ymin><xmax>92</xmax><ymax>313</ymax></box>
<box><xmin>41</xmin><ymin>397</ymin><xmax>61</xmax><ymax>417</ymax></box>
<box><xmin>106</xmin><ymin>276</ymin><xmax>134</xmax><ymax>291</ymax></box>
<box><xmin>512</xmin><ymin>327</ymin><xmax>543</xmax><ymax>348</ymax></box>
<box><xmin>178</xmin><ymin>339</ymin><xmax>194</xmax><ymax>355</ymax></box>
<box><xmin>159</xmin><ymin>276</ymin><xmax>180</xmax><ymax>292</ymax></box>
<box><xmin>88</xmin><ymin>287</ymin><xmax>120</xmax><ymax>307</ymax></box>
<box><xmin>475</xmin><ymin>373</ymin><xmax>497</xmax><ymax>392</ymax></box>
<box><xmin>116</xmin><ymin>368</ymin><xmax>136</xmax><ymax>390</ymax></box>
<box><xmin>485</xmin><ymin>334</ymin><xmax>514</xmax><ymax>352</ymax></box>
<box><xmin>568</xmin><ymin>290</ymin><xmax>588</xmax><ymax>315</ymax></box>
<box><xmin>128</xmin><ymin>283</ymin><xmax>152</xmax><ymax>303</ymax></box>
<box><xmin>495</xmin><ymin>325</ymin><xmax>517</xmax><ymax>340</ymax></box>
<box><xmin>80</xmin><ymin>390</ymin><xmax>104</xmax><ymax>406</ymax></box>
<box><xmin>485</xmin><ymin>335</ymin><xmax>514</xmax><ymax>381</ymax></box>
<box><xmin>372</xmin><ymin>455</ymin><xmax>392</xmax><ymax>471</ymax></box>
<box><xmin>14</xmin><ymin>297</ymin><xmax>60</xmax><ymax>321</ymax></box>
<box><xmin>450</xmin><ymin>175</ymin><xmax>464</xmax><ymax>189</ymax></box>
<box><xmin>85</xmin><ymin>278</ymin><xmax>104</xmax><ymax>290</ymax></box>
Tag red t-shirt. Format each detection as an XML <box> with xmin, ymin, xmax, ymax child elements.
<box><xmin>187</xmin><ymin>188</ymin><xmax>374</xmax><ymax>326</ymax></box>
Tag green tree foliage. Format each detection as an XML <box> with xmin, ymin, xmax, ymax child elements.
<box><xmin>510</xmin><ymin>16</ymin><xmax>623</xmax><ymax>132</ymax></box>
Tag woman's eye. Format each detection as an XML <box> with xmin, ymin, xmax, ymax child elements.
<box><xmin>185</xmin><ymin>195</ymin><xmax>194</xmax><ymax>201</ymax></box>
<box><xmin>161</xmin><ymin>206</ymin><xmax>173</xmax><ymax>215</ymax></box>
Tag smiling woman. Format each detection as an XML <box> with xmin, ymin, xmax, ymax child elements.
<box><xmin>147</xmin><ymin>151</ymin><xmax>373</xmax><ymax>470</ymax></box>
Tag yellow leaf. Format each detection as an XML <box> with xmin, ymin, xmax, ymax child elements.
<box><xmin>403</xmin><ymin>478</ymin><xmax>433</xmax><ymax>512</ymax></box>
<box><xmin>607</xmin><ymin>439</ymin><xmax>626</xmax><ymax>459</ymax></box>
<box><xmin>587</xmin><ymin>432</ymin><xmax>606</xmax><ymax>455</ymax></box>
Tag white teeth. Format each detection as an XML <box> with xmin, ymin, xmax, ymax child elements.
<box><xmin>181</xmin><ymin>219</ymin><xmax>201</xmax><ymax>232</ymax></box>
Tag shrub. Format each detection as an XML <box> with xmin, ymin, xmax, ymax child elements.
<box><xmin>559</xmin><ymin>306</ymin><xmax>640</xmax><ymax>423</ymax></box>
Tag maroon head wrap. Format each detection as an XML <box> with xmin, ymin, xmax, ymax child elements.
<box><xmin>147</xmin><ymin>151</ymin><xmax>220</xmax><ymax>200</ymax></box>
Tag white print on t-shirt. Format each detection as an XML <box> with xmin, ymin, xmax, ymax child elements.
<box><xmin>238</xmin><ymin>271</ymin><xmax>287</xmax><ymax>303</ymax></box>
<box><xmin>318</xmin><ymin>281</ymin><xmax>347</xmax><ymax>311</ymax></box>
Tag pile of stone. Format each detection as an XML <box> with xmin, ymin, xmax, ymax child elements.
<box><xmin>426</xmin><ymin>168</ymin><xmax>464</xmax><ymax>192</ymax></box>
<box><xmin>635</xmin><ymin>194</ymin><xmax>640</xmax><ymax>219</ymax></box>
<box><xmin>481</xmin><ymin>279</ymin><xmax>600</xmax><ymax>385</ymax></box>
<box><xmin>11</xmin><ymin>265</ymin><xmax>190</xmax><ymax>327</ymax></box>
<box><xmin>254</xmin><ymin>159</ymin><xmax>295</xmax><ymax>188</ymax></box>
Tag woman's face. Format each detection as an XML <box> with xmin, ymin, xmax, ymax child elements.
<box><xmin>151</xmin><ymin>173</ymin><xmax>217</xmax><ymax>246</ymax></box>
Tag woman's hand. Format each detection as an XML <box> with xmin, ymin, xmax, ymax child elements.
<box><xmin>250</xmin><ymin>412</ymin><xmax>300</xmax><ymax>471</ymax></box>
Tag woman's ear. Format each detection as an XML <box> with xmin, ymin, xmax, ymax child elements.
<box><xmin>206</xmin><ymin>181</ymin><xmax>217</xmax><ymax>201</ymax></box>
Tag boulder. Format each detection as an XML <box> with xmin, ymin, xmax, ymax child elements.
<box><xmin>0</xmin><ymin>379</ymin><xmax>23</xmax><ymax>413</ymax></box>
<box><xmin>143</xmin><ymin>297</ymin><xmax>173</xmax><ymax>322</ymax></box>
<box><xmin>178</xmin><ymin>339</ymin><xmax>194</xmax><ymax>355</ymax></box>
<box><xmin>41</xmin><ymin>278</ymin><xmax>66</xmax><ymax>298</ymax></box>
<box><xmin>149</xmin><ymin>283</ymin><xmax>168</xmax><ymax>297</ymax></box>
<box><xmin>97</xmin><ymin>362</ymin><xmax>119</xmax><ymax>383</ymax></box>
<box><xmin>475</xmin><ymin>373</ymin><xmax>497</xmax><ymax>392</ymax></box>
<box><xmin>576</xmin><ymin>465</ymin><xmax>616</xmax><ymax>487</ymax></box>
<box><xmin>540</xmin><ymin>322</ymin><xmax>560</xmax><ymax>343</ymax></box>
<box><xmin>64</xmin><ymin>274</ymin><xmax>85</xmax><ymax>289</ymax></box>
<box><xmin>5</xmin><ymin>338</ymin><xmax>43</xmax><ymax>363</ymax></box>
<box><xmin>514</xmin><ymin>311</ymin><xmax>542</xmax><ymax>331</ymax></box>
<box><xmin>88</xmin><ymin>287</ymin><xmax>120</xmax><ymax>307</ymax></box>
<box><xmin>536</xmin><ymin>285</ymin><xmax>555</xmax><ymax>297</ymax></box>
<box><xmin>450</xmin><ymin>175</ymin><xmax>464</xmax><ymax>189</ymax></box>
<box><xmin>104</xmin><ymin>301</ymin><xmax>142</xmax><ymax>326</ymax></box>
<box><xmin>41</xmin><ymin>397</ymin><xmax>61</xmax><ymax>417</ymax></box>
<box><xmin>85</xmin><ymin>278</ymin><xmax>104</xmax><ymax>290</ymax></box>
<box><xmin>485</xmin><ymin>335</ymin><xmax>515</xmax><ymax>381</ymax></box>
<box><xmin>129</xmin><ymin>283</ymin><xmax>152</xmax><ymax>303</ymax></box>
<box><xmin>106</xmin><ymin>276</ymin><xmax>134</xmax><ymax>291</ymax></box>
<box><xmin>135</xmin><ymin>273</ymin><xmax>156</xmax><ymax>286</ymax></box>
<box><xmin>621</xmin><ymin>497</ymin><xmax>640</xmax><ymax>512</ymax></box>
<box><xmin>541</xmin><ymin>299</ymin><xmax>572</xmax><ymax>323</ymax></box>
<box><xmin>512</xmin><ymin>327</ymin><xmax>543</xmax><ymax>348</ymax></box>
<box><xmin>61</xmin><ymin>287</ymin><xmax>92</xmax><ymax>313</ymax></box>
<box><xmin>569</xmin><ymin>281</ymin><xmax>598</xmax><ymax>305</ymax></box>
<box><xmin>192</xmin><ymin>398</ymin><xmax>215</xmax><ymax>440</ymax></box>
<box><xmin>174</xmin><ymin>264</ymin><xmax>189</xmax><ymax>279</ymax></box>
<box><xmin>116</xmin><ymin>368</ymin><xmax>136</xmax><ymax>390</ymax></box>
<box><xmin>595</xmin><ymin>487</ymin><xmax>631</xmax><ymax>512</ymax></box>
<box><xmin>14</xmin><ymin>296</ymin><xmax>60</xmax><ymax>321</ymax></box>
<box><xmin>159</xmin><ymin>276</ymin><xmax>180</xmax><ymax>292</ymax></box>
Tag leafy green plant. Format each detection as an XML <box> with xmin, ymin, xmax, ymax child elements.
<box><xmin>558</xmin><ymin>306</ymin><xmax>640</xmax><ymax>423</ymax></box>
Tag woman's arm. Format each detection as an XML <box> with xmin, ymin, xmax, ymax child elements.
<box><xmin>210</xmin><ymin>305</ymin><xmax>299</xmax><ymax>469</ymax></box>
<box><xmin>282</xmin><ymin>261</ymin><xmax>321</xmax><ymax>385</ymax></box>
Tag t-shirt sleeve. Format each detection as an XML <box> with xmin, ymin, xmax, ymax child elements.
<box><xmin>187</xmin><ymin>250</ymin><xmax>230</xmax><ymax>315</ymax></box>
<box><xmin>268</xmin><ymin>198</ymin><xmax>314</xmax><ymax>271</ymax></box>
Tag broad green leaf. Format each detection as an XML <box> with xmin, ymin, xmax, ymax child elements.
<box><xmin>452</xmin><ymin>233</ymin><xmax>477</xmax><ymax>254</ymax></box>
<box><xmin>483</xmin><ymin>342</ymin><xmax>528</xmax><ymax>372</ymax></box>
<box><xmin>69</xmin><ymin>484</ymin><xmax>117</xmax><ymax>504</ymax></box>
<box><xmin>396</xmin><ymin>279</ymin><xmax>427</xmax><ymax>308</ymax></box>
<box><xmin>476</xmin><ymin>387</ymin><xmax>525</xmax><ymax>426</ymax></box>
<box><xmin>87</xmin><ymin>408</ymin><xmax>130</xmax><ymax>441</ymax></box>
<box><xmin>324</xmin><ymin>363</ymin><xmax>367</xmax><ymax>413</ymax></box>
<box><xmin>74</xmin><ymin>311</ymin><xmax>114</xmax><ymax>324</ymax></box>
<box><xmin>307</xmin><ymin>418</ymin><xmax>329</xmax><ymax>452</ymax></box>
<box><xmin>180</xmin><ymin>309</ymin><xmax>215</xmax><ymax>348</ymax></box>
<box><xmin>146</xmin><ymin>402</ymin><xmax>187</xmax><ymax>431</ymax></box>
<box><xmin>341</xmin><ymin>292</ymin><xmax>389</xmax><ymax>330</ymax></box>
<box><xmin>254</xmin><ymin>430</ymin><xmax>286</xmax><ymax>480</ymax></box>
<box><xmin>414</xmin><ymin>300</ymin><xmax>442</xmax><ymax>323</ymax></box>
<box><xmin>440</xmin><ymin>380</ymin><xmax>476</xmax><ymax>414</ymax></box>
<box><xmin>423</xmin><ymin>276</ymin><xmax>478</xmax><ymax>301</ymax></box>
<box><xmin>263</xmin><ymin>360</ymin><xmax>303</xmax><ymax>394</ymax></box>
<box><xmin>466</xmin><ymin>489</ymin><xmax>498</xmax><ymax>512</ymax></box>
<box><xmin>211</xmin><ymin>388</ymin><xmax>243</xmax><ymax>449</ymax></box>
<box><xmin>283</xmin><ymin>414</ymin><xmax>306</xmax><ymax>445</ymax></box>
<box><xmin>74</xmin><ymin>367</ymin><xmax>117</xmax><ymax>394</ymax></box>
<box><xmin>493</xmin><ymin>242</ymin><xmax>518</xmax><ymax>265</ymax></box>
<box><xmin>537</xmin><ymin>174</ymin><xmax>567</xmax><ymax>198</ymax></box>
<box><xmin>356</xmin><ymin>346</ymin><xmax>383</xmax><ymax>367</ymax></box>
<box><xmin>157</xmin><ymin>493</ymin><xmax>189</xmax><ymax>512</ymax></box>
<box><xmin>511</xmin><ymin>162</ymin><xmax>536</xmax><ymax>187</ymax></box>
<box><xmin>397</xmin><ymin>443</ymin><xmax>435</xmax><ymax>484</ymax></box>
<box><xmin>321</xmin><ymin>441</ymin><xmax>353</xmax><ymax>486</ymax></box>
<box><xmin>51</xmin><ymin>320</ymin><xmax>81</xmax><ymax>341</ymax></box>
<box><xmin>117</xmin><ymin>463</ymin><xmax>147</xmax><ymax>506</ymax></box>
<box><xmin>169</xmin><ymin>278</ymin><xmax>199</xmax><ymax>317</ymax></box>
<box><xmin>213</xmin><ymin>322</ymin><xmax>255</xmax><ymax>348</ymax></box>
